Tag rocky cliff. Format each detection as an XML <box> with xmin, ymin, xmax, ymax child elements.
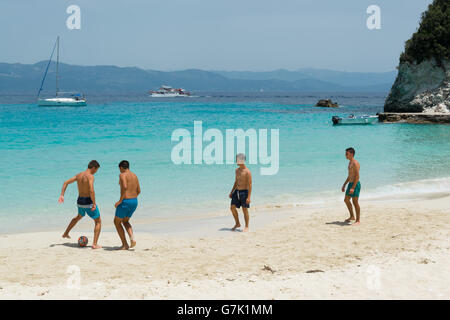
<box><xmin>384</xmin><ymin>0</ymin><xmax>449</xmax><ymax>113</ymax></box>
<box><xmin>384</xmin><ymin>59</ymin><xmax>449</xmax><ymax>113</ymax></box>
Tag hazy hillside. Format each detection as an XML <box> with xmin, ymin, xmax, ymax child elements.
<box><xmin>215</xmin><ymin>68</ymin><xmax>397</xmax><ymax>88</ymax></box>
<box><xmin>0</xmin><ymin>61</ymin><xmax>396</xmax><ymax>93</ymax></box>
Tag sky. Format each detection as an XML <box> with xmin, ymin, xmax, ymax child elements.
<box><xmin>0</xmin><ymin>0</ymin><xmax>432</xmax><ymax>72</ymax></box>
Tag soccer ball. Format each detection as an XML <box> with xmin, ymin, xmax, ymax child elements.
<box><xmin>78</xmin><ymin>236</ymin><xmax>88</xmax><ymax>247</ymax></box>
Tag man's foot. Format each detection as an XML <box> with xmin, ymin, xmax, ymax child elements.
<box><xmin>231</xmin><ymin>223</ymin><xmax>241</xmax><ymax>231</ymax></box>
<box><xmin>62</xmin><ymin>233</ymin><xmax>70</xmax><ymax>239</ymax></box>
<box><xmin>117</xmin><ymin>245</ymin><xmax>129</xmax><ymax>250</ymax></box>
<box><xmin>92</xmin><ymin>244</ymin><xmax>102</xmax><ymax>249</ymax></box>
<box><xmin>243</xmin><ymin>227</ymin><xmax>249</xmax><ymax>232</ymax></box>
<box><xmin>352</xmin><ymin>221</ymin><xmax>360</xmax><ymax>226</ymax></box>
<box><xmin>130</xmin><ymin>240</ymin><xmax>136</xmax><ymax>248</ymax></box>
<box><xmin>345</xmin><ymin>217</ymin><xmax>355</xmax><ymax>223</ymax></box>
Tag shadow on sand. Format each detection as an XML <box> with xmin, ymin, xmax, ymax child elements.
<box><xmin>218</xmin><ymin>227</ymin><xmax>242</xmax><ymax>232</ymax></box>
<box><xmin>49</xmin><ymin>242</ymin><xmax>85</xmax><ymax>249</ymax></box>
<box><xmin>325</xmin><ymin>221</ymin><xmax>351</xmax><ymax>226</ymax></box>
<box><xmin>102</xmin><ymin>246</ymin><xmax>134</xmax><ymax>251</ymax></box>
<box><xmin>50</xmin><ymin>243</ymin><xmax>134</xmax><ymax>251</ymax></box>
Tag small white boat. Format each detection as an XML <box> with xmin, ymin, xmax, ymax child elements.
<box><xmin>332</xmin><ymin>115</ymin><xmax>378</xmax><ymax>125</ymax></box>
<box><xmin>37</xmin><ymin>36</ymin><xmax>87</xmax><ymax>107</ymax></box>
<box><xmin>149</xmin><ymin>85</ymin><xmax>191</xmax><ymax>97</ymax></box>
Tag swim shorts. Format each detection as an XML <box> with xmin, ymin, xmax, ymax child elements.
<box><xmin>231</xmin><ymin>189</ymin><xmax>250</xmax><ymax>208</ymax></box>
<box><xmin>77</xmin><ymin>196</ymin><xmax>100</xmax><ymax>220</ymax></box>
<box><xmin>115</xmin><ymin>198</ymin><xmax>138</xmax><ymax>219</ymax></box>
<box><xmin>346</xmin><ymin>182</ymin><xmax>361</xmax><ymax>198</ymax></box>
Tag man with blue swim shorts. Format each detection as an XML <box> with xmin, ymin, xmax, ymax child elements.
<box><xmin>341</xmin><ymin>148</ymin><xmax>361</xmax><ymax>226</ymax></box>
<box><xmin>58</xmin><ymin>160</ymin><xmax>102</xmax><ymax>249</ymax></box>
<box><xmin>114</xmin><ymin>160</ymin><xmax>141</xmax><ymax>250</ymax></box>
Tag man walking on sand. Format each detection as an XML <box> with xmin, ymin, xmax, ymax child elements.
<box><xmin>58</xmin><ymin>160</ymin><xmax>102</xmax><ymax>249</ymax></box>
<box><xmin>341</xmin><ymin>147</ymin><xmax>361</xmax><ymax>225</ymax></box>
<box><xmin>229</xmin><ymin>153</ymin><xmax>252</xmax><ymax>232</ymax></box>
<box><xmin>114</xmin><ymin>160</ymin><xmax>141</xmax><ymax>250</ymax></box>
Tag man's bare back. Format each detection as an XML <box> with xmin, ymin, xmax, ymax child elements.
<box><xmin>76</xmin><ymin>171</ymin><xmax>94</xmax><ymax>197</ymax></box>
<box><xmin>120</xmin><ymin>170</ymin><xmax>140</xmax><ymax>199</ymax></box>
<box><xmin>236</xmin><ymin>167</ymin><xmax>251</xmax><ymax>190</ymax></box>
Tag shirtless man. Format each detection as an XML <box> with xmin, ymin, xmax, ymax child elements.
<box><xmin>58</xmin><ymin>160</ymin><xmax>102</xmax><ymax>249</ymax></box>
<box><xmin>114</xmin><ymin>160</ymin><xmax>141</xmax><ymax>250</ymax></box>
<box><xmin>229</xmin><ymin>153</ymin><xmax>252</xmax><ymax>232</ymax></box>
<box><xmin>341</xmin><ymin>147</ymin><xmax>361</xmax><ymax>225</ymax></box>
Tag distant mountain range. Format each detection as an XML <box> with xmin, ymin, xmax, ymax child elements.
<box><xmin>0</xmin><ymin>61</ymin><xmax>396</xmax><ymax>93</ymax></box>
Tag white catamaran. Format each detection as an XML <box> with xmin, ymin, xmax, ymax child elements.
<box><xmin>37</xmin><ymin>36</ymin><xmax>87</xmax><ymax>107</ymax></box>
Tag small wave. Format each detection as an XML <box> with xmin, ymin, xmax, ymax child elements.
<box><xmin>363</xmin><ymin>177</ymin><xmax>450</xmax><ymax>201</ymax></box>
<box><xmin>249</xmin><ymin>177</ymin><xmax>450</xmax><ymax>210</ymax></box>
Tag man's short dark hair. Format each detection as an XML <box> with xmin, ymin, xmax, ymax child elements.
<box><xmin>88</xmin><ymin>160</ymin><xmax>100</xmax><ymax>169</ymax></box>
<box><xmin>346</xmin><ymin>147</ymin><xmax>355</xmax><ymax>155</ymax></box>
<box><xmin>119</xmin><ymin>160</ymin><xmax>129</xmax><ymax>169</ymax></box>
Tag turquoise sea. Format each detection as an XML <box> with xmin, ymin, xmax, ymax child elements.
<box><xmin>1</xmin><ymin>93</ymin><xmax>449</xmax><ymax>233</ymax></box>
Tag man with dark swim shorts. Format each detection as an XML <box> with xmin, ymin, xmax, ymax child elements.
<box><xmin>229</xmin><ymin>153</ymin><xmax>252</xmax><ymax>232</ymax></box>
<box><xmin>114</xmin><ymin>160</ymin><xmax>141</xmax><ymax>250</ymax></box>
<box><xmin>58</xmin><ymin>160</ymin><xmax>102</xmax><ymax>249</ymax></box>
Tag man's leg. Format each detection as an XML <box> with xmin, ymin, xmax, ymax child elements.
<box><xmin>344</xmin><ymin>195</ymin><xmax>355</xmax><ymax>222</ymax></box>
<box><xmin>62</xmin><ymin>215</ymin><xmax>82</xmax><ymax>238</ymax></box>
<box><xmin>242</xmin><ymin>207</ymin><xmax>250</xmax><ymax>232</ymax></box>
<box><xmin>122</xmin><ymin>217</ymin><xmax>136</xmax><ymax>248</ymax></box>
<box><xmin>230</xmin><ymin>205</ymin><xmax>241</xmax><ymax>231</ymax></box>
<box><xmin>352</xmin><ymin>197</ymin><xmax>360</xmax><ymax>225</ymax></box>
<box><xmin>114</xmin><ymin>216</ymin><xmax>129</xmax><ymax>250</ymax></box>
<box><xmin>92</xmin><ymin>217</ymin><xmax>102</xmax><ymax>249</ymax></box>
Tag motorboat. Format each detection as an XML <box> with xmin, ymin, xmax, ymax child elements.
<box><xmin>332</xmin><ymin>114</ymin><xmax>378</xmax><ymax>125</ymax></box>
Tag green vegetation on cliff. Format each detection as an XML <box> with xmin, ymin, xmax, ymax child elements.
<box><xmin>400</xmin><ymin>0</ymin><xmax>449</xmax><ymax>66</ymax></box>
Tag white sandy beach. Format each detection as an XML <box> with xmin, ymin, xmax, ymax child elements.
<box><xmin>0</xmin><ymin>196</ymin><xmax>449</xmax><ymax>300</ymax></box>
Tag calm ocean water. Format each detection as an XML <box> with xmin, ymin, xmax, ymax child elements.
<box><xmin>1</xmin><ymin>92</ymin><xmax>449</xmax><ymax>233</ymax></box>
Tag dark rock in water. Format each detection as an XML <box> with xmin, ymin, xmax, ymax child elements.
<box><xmin>315</xmin><ymin>99</ymin><xmax>338</xmax><ymax>108</ymax></box>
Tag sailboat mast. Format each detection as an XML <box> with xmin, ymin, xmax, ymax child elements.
<box><xmin>56</xmin><ymin>36</ymin><xmax>59</xmax><ymax>97</ymax></box>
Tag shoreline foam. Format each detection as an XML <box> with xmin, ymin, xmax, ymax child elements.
<box><xmin>1</xmin><ymin>176</ymin><xmax>449</xmax><ymax>236</ymax></box>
